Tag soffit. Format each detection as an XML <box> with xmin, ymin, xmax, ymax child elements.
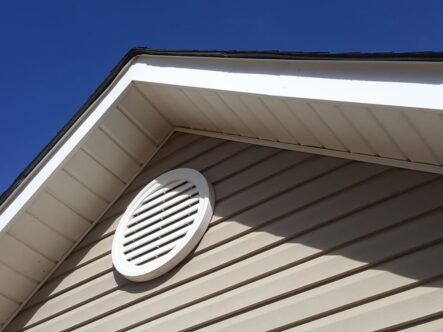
<box><xmin>1</xmin><ymin>53</ymin><xmax>443</xmax><ymax>329</ymax></box>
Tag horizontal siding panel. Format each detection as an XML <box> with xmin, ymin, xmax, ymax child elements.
<box><xmin>198</xmin><ymin>161</ymin><xmax>387</xmax><ymax>253</ymax></box>
<box><xmin>32</xmin><ymin>150</ymin><xmax>312</xmax><ymax>298</ymax></box>
<box><xmin>74</xmin><ymin>216</ymin><xmax>119</xmax><ymax>252</ymax></box>
<box><xmin>99</xmin><ymin>138</ymin><xmax>224</xmax><ymax>221</ymax></box>
<box><xmin>9</xmin><ymin>134</ymin><xmax>443</xmax><ymax>332</ymax></box>
<box><xmin>211</xmin><ymin>155</ymin><xmax>348</xmax><ymax>225</ymax></box>
<box><xmin>63</xmin><ymin>158</ymin><xmax>371</xmax><ymax>277</ymax></box>
<box><xmin>213</xmin><ymin>150</ymin><xmax>311</xmax><ymax>201</ymax></box>
<box><xmin>49</xmin><ymin>236</ymin><xmax>113</xmax><ymax>281</ymax></box>
<box><xmin>176</xmin><ymin>141</ymin><xmax>250</xmax><ymax>176</ymax></box>
<box><xmin>21</xmin><ymin>140</ymin><xmax>278</xmax><ymax>309</ymax></box>
<box><xmin>20</xmin><ymin>260</ymin><xmax>115</xmax><ymax>324</ymax></box>
<box><xmin>294</xmin><ymin>278</ymin><xmax>443</xmax><ymax>332</ymax></box>
<box><xmin>17</xmin><ymin>171</ymin><xmax>438</xmax><ymax>329</ymax></box>
<box><xmin>125</xmin><ymin>137</ymin><xmax>224</xmax><ymax>194</ymax></box>
<box><xmin>72</xmin><ymin>188</ymin><xmax>443</xmax><ymax>332</ymax></box>
<box><xmin>25</xmin><ymin>168</ymin><xmax>437</xmax><ymax>326</ymax></box>
<box><xmin>201</xmin><ymin>243</ymin><xmax>443</xmax><ymax>332</ymax></box>
<box><xmin>402</xmin><ymin>315</ymin><xmax>443</xmax><ymax>332</ymax></box>
<box><xmin>76</xmin><ymin>143</ymin><xmax>274</xmax><ymax>251</ymax></box>
<box><xmin>27</xmin><ymin>255</ymin><xmax>113</xmax><ymax>308</ymax></box>
<box><xmin>204</xmin><ymin>145</ymin><xmax>277</xmax><ymax>183</ymax></box>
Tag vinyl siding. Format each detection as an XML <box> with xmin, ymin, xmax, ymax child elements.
<box><xmin>7</xmin><ymin>133</ymin><xmax>443</xmax><ymax>332</ymax></box>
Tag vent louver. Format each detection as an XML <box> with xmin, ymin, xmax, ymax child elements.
<box><xmin>112</xmin><ymin>168</ymin><xmax>214</xmax><ymax>282</ymax></box>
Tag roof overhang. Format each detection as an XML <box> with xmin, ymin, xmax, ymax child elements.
<box><xmin>1</xmin><ymin>49</ymin><xmax>443</xmax><ymax>328</ymax></box>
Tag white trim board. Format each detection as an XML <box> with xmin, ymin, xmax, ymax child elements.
<box><xmin>3</xmin><ymin>56</ymin><xmax>443</xmax><ymax>235</ymax></box>
<box><xmin>176</xmin><ymin>128</ymin><xmax>443</xmax><ymax>175</ymax></box>
<box><xmin>133</xmin><ymin>55</ymin><xmax>443</xmax><ymax>112</ymax></box>
<box><xmin>0</xmin><ymin>61</ymin><xmax>137</xmax><ymax>234</ymax></box>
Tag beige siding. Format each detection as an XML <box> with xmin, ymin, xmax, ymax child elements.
<box><xmin>7</xmin><ymin>133</ymin><xmax>443</xmax><ymax>332</ymax></box>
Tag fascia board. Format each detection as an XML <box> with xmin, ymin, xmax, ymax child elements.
<box><xmin>132</xmin><ymin>55</ymin><xmax>443</xmax><ymax>112</ymax></box>
<box><xmin>0</xmin><ymin>60</ymin><xmax>137</xmax><ymax>235</ymax></box>
<box><xmin>2</xmin><ymin>54</ymin><xmax>443</xmax><ymax>235</ymax></box>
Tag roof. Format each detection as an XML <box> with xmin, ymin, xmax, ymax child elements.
<box><xmin>3</xmin><ymin>48</ymin><xmax>443</xmax><ymax>206</ymax></box>
<box><xmin>1</xmin><ymin>47</ymin><xmax>443</xmax><ymax>328</ymax></box>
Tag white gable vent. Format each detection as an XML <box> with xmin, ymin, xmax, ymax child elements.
<box><xmin>112</xmin><ymin>168</ymin><xmax>214</xmax><ymax>282</ymax></box>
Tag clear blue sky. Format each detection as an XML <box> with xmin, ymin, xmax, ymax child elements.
<box><xmin>0</xmin><ymin>0</ymin><xmax>442</xmax><ymax>195</ymax></box>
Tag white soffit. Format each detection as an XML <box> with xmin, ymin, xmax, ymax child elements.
<box><xmin>1</xmin><ymin>53</ymin><xmax>443</xmax><ymax>328</ymax></box>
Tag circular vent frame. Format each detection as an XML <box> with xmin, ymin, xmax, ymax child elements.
<box><xmin>112</xmin><ymin>168</ymin><xmax>215</xmax><ymax>282</ymax></box>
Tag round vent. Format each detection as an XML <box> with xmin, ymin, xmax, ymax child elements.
<box><xmin>112</xmin><ymin>168</ymin><xmax>214</xmax><ymax>282</ymax></box>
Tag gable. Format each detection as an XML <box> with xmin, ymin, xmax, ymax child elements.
<box><xmin>8</xmin><ymin>133</ymin><xmax>443</xmax><ymax>331</ymax></box>
<box><xmin>1</xmin><ymin>49</ymin><xmax>443</xmax><ymax>328</ymax></box>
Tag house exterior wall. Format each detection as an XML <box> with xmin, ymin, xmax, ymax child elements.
<box><xmin>8</xmin><ymin>132</ymin><xmax>443</xmax><ymax>331</ymax></box>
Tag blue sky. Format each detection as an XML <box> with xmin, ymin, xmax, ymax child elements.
<box><xmin>0</xmin><ymin>0</ymin><xmax>442</xmax><ymax>194</ymax></box>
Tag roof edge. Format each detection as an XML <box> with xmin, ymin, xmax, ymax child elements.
<box><xmin>2</xmin><ymin>47</ymin><xmax>443</xmax><ymax>207</ymax></box>
<box><xmin>130</xmin><ymin>48</ymin><xmax>443</xmax><ymax>62</ymax></box>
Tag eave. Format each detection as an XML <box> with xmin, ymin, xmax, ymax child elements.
<box><xmin>1</xmin><ymin>48</ymin><xmax>443</xmax><ymax>328</ymax></box>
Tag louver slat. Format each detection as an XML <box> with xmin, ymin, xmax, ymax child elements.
<box><xmin>129</xmin><ymin>186</ymin><xmax>198</xmax><ymax>227</ymax></box>
<box><xmin>124</xmin><ymin>214</ymin><xmax>197</xmax><ymax>257</ymax></box>
<box><xmin>130</xmin><ymin>230</ymin><xmax>189</xmax><ymax>266</ymax></box>
<box><xmin>126</xmin><ymin>197</ymin><xmax>200</xmax><ymax>235</ymax></box>
<box><xmin>112</xmin><ymin>168</ymin><xmax>214</xmax><ymax>282</ymax></box>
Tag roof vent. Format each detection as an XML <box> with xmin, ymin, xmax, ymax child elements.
<box><xmin>112</xmin><ymin>168</ymin><xmax>214</xmax><ymax>282</ymax></box>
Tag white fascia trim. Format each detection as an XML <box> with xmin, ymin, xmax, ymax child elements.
<box><xmin>132</xmin><ymin>55</ymin><xmax>443</xmax><ymax>112</ymax></box>
<box><xmin>2</xmin><ymin>55</ymin><xmax>443</xmax><ymax>233</ymax></box>
<box><xmin>0</xmin><ymin>60</ymin><xmax>137</xmax><ymax>234</ymax></box>
<box><xmin>176</xmin><ymin>128</ymin><xmax>443</xmax><ymax>175</ymax></box>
